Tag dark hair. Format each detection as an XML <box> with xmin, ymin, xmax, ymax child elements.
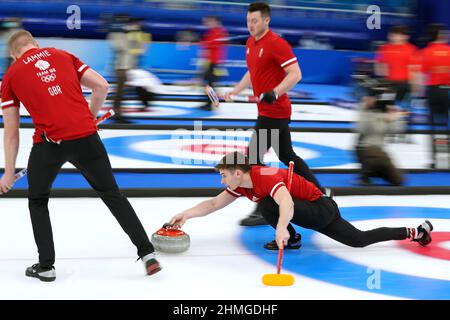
<box><xmin>214</xmin><ymin>152</ymin><xmax>251</xmax><ymax>173</ymax></box>
<box><xmin>427</xmin><ymin>23</ymin><xmax>446</xmax><ymax>43</ymax></box>
<box><xmin>389</xmin><ymin>25</ymin><xmax>409</xmax><ymax>36</ymax></box>
<box><xmin>248</xmin><ymin>2</ymin><xmax>271</xmax><ymax>18</ymax></box>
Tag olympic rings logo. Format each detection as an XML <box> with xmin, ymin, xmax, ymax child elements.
<box><xmin>41</xmin><ymin>74</ymin><xmax>57</xmax><ymax>83</ymax></box>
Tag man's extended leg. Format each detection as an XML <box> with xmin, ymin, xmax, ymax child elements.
<box><xmin>67</xmin><ymin>134</ymin><xmax>160</xmax><ymax>275</ymax></box>
<box><xmin>26</xmin><ymin>142</ymin><xmax>65</xmax><ymax>281</ymax></box>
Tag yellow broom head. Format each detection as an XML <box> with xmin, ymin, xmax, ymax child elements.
<box><xmin>262</xmin><ymin>273</ymin><xmax>295</xmax><ymax>286</ymax></box>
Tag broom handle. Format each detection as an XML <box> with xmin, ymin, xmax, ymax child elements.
<box><xmin>287</xmin><ymin>161</ymin><xmax>294</xmax><ymax>192</ymax></box>
<box><xmin>95</xmin><ymin>109</ymin><xmax>115</xmax><ymax>125</ymax></box>
<box><xmin>277</xmin><ymin>161</ymin><xmax>294</xmax><ymax>274</ymax></box>
<box><xmin>205</xmin><ymin>85</ymin><xmax>260</xmax><ymax>105</ymax></box>
<box><xmin>277</xmin><ymin>248</ymin><xmax>284</xmax><ymax>274</ymax></box>
<box><xmin>14</xmin><ymin>168</ymin><xmax>28</xmax><ymax>181</ymax></box>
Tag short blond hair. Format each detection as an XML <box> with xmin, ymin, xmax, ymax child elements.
<box><xmin>8</xmin><ymin>30</ymin><xmax>38</xmax><ymax>56</ymax></box>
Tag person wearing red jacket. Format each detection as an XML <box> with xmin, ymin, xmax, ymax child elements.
<box><xmin>169</xmin><ymin>152</ymin><xmax>433</xmax><ymax>251</ymax></box>
<box><xmin>376</xmin><ymin>25</ymin><xmax>417</xmax><ymax>105</ymax></box>
<box><xmin>418</xmin><ymin>24</ymin><xmax>450</xmax><ymax>168</ymax></box>
<box><xmin>0</xmin><ymin>30</ymin><xmax>161</xmax><ymax>281</ymax></box>
<box><xmin>376</xmin><ymin>25</ymin><xmax>417</xmax><ymax>143</ymax></box>
<box><xmin>199</xmin><ymin>15</ymin><xmax>228</xmax><ymax>111</ymax></box>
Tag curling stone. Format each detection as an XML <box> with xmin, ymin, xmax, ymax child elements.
<box><xmin>151</xmin><ymin>223</ymin><xmax>190</xmax><ymax>253</ymax></box>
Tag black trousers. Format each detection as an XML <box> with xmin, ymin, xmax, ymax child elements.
<box><xmin>427</xmin><ymin>85</ymin><xmax>450</xmax><ymax>165</ymax></box>
<box><xmin>355</xmin><ymin>145</ymin><xmax>403</xmax><ymax>186</ymax></box>
<box><xmin>390</xmin><ymin>80</ymin><xmax>410</xmax><ymax>104</ymax></box>
<box><xmin>203</xmin><ymin>62</ymin><xmax>217</xmax><ymax>86</ymax></box>
<box><xmin>258</xmin><ymin>196</ymin><xmax>407</xmax><ymax>247</ymax></box>
<box><xmin>135</xmin><ymin>86</ymin><xmax>156</xmax><ymax>109</ymax></box>
<box><xmin>202</xmin><ymin>62</ymin><xmax>217</xmax><ymax>109</ymax></box>
<box><xmin>247</xmin><ymin>116</ymin><xmax>323</xmax><ymax>191</ymax></box>
<box><xmin>27</xmin><ymin>133</ymin><xmax>154</xmax><ymax>268</ymax></box>
<box><xmin>113</xmin><ymin>69</ymin><xmax>127</xmax><ymax>118</ymax></box>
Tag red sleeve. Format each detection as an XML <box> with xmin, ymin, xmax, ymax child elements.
<box><xmin>272</xmin><ymin>38</ymin><xmax>297</xmax><ymax>69</ymax></box>
<box><xmin>1</xmin><ymin>72</ymin><xmax>20</xmax><ymax>110</ymax></box>
<box><xmin>60</xmin><ymin>50</ymin><xmax>90</xmax><ymax>80</ymax></box>
<box><xmin>270</xmin><ymin>181</ymin><xmax>286</xmax><ymax>198</ymax></box>
<box><xmin>376</xmin><ymin>45</ymin><xmax>386</xmax><ymax>63</ymax></box>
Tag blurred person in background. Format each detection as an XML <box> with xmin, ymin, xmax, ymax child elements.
<box><xmin>199</xmin><ymin>15</ymin><xmax>228</xmax><ymax>111</ymax></box>
<box><xmin>355</xmin><ymin>79</ymin><xmax>405</xmax><ymax>186</ymax></box>
<box><xmin>175</xmin><ymin>28</ymin><xmax>199</xmax><ymax>45</ymax></box>
<box><xmin>108</xmin><ymin>15</ymin><xmax>151</xmax><ymax>122</ymax></box>
<box><xmin>126</xmin><ymin>17</ymin><xmax>155</xmax><ymax>111</ymax></box>
<box><xmin>376</xmin><ymin>25</ymin><xmax>417</xmax><ymax>143</ymax></box>
<box><xmin>107</xmin><ymin>13</ymin><xmax>132</xmax><ymax>123</ymax></box>
<box><xmin>415</xmin><ymin>24</ymin><xmax>450</xmax><ymax>168</ymax></box>
<box><xmin>351</xmin><ymin>57</ymin><xmax>376</xmax><ymax>102</ymax></box>
<box><xmin>125</xmin><ymin>68</ymin><xmax>160</xmax><ymax>110</ymax></box>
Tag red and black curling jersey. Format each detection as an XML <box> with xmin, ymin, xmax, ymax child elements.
<box><xmin>200</xmin><ymin>26</ymin><xmax>228</xmax><ymax>64</ymax></box>
<box><xmin>419</xmin><ymin>42</ymin><xmax>450</xmax><ymax>86</ymax></box>
<box><xmin>376</xmin><ymin>43</ymin><xmax>417</xmax><ymax>82</ymax></box>
<box><xmin>226</xmin><ymin>165</ymin><xmax>323</xmax><ymax>202</ymax></box>
<box><xmin>246</xmin><ymin>30</ymin><xmax>298</xmax><ymax>119</ymax></box>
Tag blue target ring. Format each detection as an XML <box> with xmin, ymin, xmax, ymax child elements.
<box><xmin>102</xmin><ymin>134</ymin><xmax>352</xmax><ymax>168</ymax></box>
<box><xmin>241</xmin><ymin>206</ymin><xmax>450</xmax><ymax>299</ymax></box>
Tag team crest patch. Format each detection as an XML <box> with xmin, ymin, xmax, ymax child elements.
<box><xmin>35</xmin><ymin>60</ymin><xmax>50</xmax><ymax>71</ymax></box>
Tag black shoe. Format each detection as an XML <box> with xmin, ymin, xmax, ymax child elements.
<box><xmin>264</xmin><ymin>233</ymin><xmax>302</xmax><ymax>250</ymax></box>
<box><xmin>239</xmin><ymin>212</ymin><xmax>268</xmax><ymax>226</ymax></box>
<box><xmin>142</xmin><ymin>253</ymin><xmax>162</xmax><ymax>276</ymax></box>
<box><xmin>413</xmin><ymin>220</ymin><xmax>433</xmax><ymax>246</ymax></box>
<box><xmin>25</xmin><ymin>263</ymin><xmax>56</xmax><ymax>282</ymax></box>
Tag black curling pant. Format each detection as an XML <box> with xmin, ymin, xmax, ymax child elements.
<box><xmin>27</xmin><ymin>133</ymin><xmax>154</xmax><ymax>268</ymax></box>
<box><xmin>258</xmin><ymin>196</ymin><xmax>407</xmax><ymax>247</ymax></box>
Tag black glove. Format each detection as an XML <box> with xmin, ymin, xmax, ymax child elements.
<box><xmin>259</xmin><ymin>90</ymin><xmax>279</xmax><ymax>104</ymax></box>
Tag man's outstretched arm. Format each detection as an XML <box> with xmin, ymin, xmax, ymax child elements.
<box><xmin>169</xmin><ymin>191</ymin><xmax>237</xmax><ymax>227</ymax></box>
